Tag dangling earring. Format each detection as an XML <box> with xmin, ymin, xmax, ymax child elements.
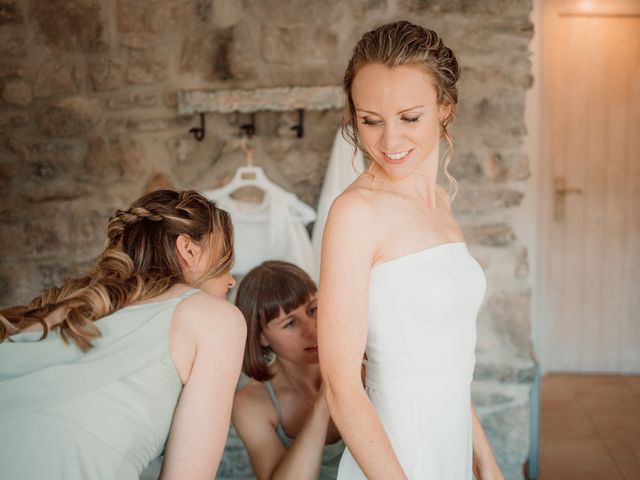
<box><xmin>262</xmin><ymin>347</ymin><xmax>276</xmax><ymax>366</ymax></box>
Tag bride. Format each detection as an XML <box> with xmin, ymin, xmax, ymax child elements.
<box><xmin>318</xmin><ymin>21</ymin><xmax>503</xmax><ymax>480</ymax></box>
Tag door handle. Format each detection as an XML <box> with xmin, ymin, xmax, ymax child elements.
<box><xmin>554</xmin><ymin>177</ymin><xmax>582</xmax><ymax>221</ymax></box>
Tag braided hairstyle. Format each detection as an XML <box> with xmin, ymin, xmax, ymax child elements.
<box><xmin>0</xmin><ymin>190</ymin><xmax>234</xmax><ymax>351</ymax></box>
<box><xmin>342</xmin><ymin>20</ymin><xmax>460</xmax><ymax>197</ymax></box>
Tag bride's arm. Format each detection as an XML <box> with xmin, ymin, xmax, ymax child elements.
<box><xmin>471</xmin><ymin>402</ymin><xmax>503</xmax><ymax>480</ymax></box>
<box><xmin>317</xmin><ymin>193</ymin><xmax>407</xmax><ymax>480</ymax></box>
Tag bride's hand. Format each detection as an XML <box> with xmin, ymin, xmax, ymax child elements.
<box><xmin>473</xmin><ymin>459</ymin><xmax>504</xmax><ymax>480</ymax></box>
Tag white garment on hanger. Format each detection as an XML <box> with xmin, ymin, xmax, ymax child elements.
<box><xmin>312</xmin><ymin>128</ymin><xmax>366</xmax><ymax>266</ymax></box>
<box><xmin>204</xmin><ymin>181</ymin><xmax>317</xmax><ymax>279</ymax></box>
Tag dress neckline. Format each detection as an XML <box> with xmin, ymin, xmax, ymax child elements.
<box><xmin>371</xmin><ymin>241</ymin><xmax>466</xmax><ymax>272</ymax></box>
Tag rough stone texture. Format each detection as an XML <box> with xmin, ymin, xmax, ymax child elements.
<box><xmin>31</xmin><ymin>0</ymin><xmax>108</xmax><ymax>51</ymax></box>
<box><xmin>84</xmin><ymin>135</ymin><xmax>145</xmax><ymax>182</ymax></box>
<box><xmin>0</xmin><ymin>112</ymin><xmax>29</xmax><ymax>129</ymax></box>
<box><xmin>0</xmin><ymin>1</ymin><xmax>23</xmax><ymax>25</ymax></box>
<box><xmin>117</xmin><ymin>0</ymin><xmax>210</xmax><ymax>34</ymax></box>
<box><xmin>0</xmin><ymin>60</ymin><xmax>30</xmax><ymax>78</ymax></box>
<box><xmin>486</xmin><ymin>289</ymin><xmax>533</xmax><ymax>358</ymax></box>
<box><xmin>105</xmin><ymin>115</ymin><xmax>192</xmax><ymax>134</ymax></box>
<box><xmin>36</xmin><ymin>97</ymin><xmax>101</xmax><ymax>137</ymax></box>
<box><xmin>2</xmin><ymin>2</ymin><xmax>535</xmax><ymax>478</ymax></box>
<box><xmin>454</xmin><ymin>186</ymin><xmax>524</xmax><ymax>215</ymax></box>
<box><xmin>88</xmin><ymin>59</ymin><xmax>125</xmax><ymax>91</ymax></box>
<box><xmin>34</xmin><ymin>62</ymin><xmax>79</xmax><ymax>97</ymax></box>
<box><xmin>0</xmin><ymin>29</ymin><xmax>27</xmax><ymax>56</ymax></box>
<box><xmin>261</xmin><ymin>25</ymin><xmax>338</xmax><ymax>64</ymax></box>
<box><xmin>2</xmin><ymin>80</ymin><xmax>31</xmax><ymax>106</ymax></box>
<box><xmin>126</xmin><ymin>50</ymin><xmax>168</xmax><ymax>84</ymax></box>
<box><xmin>464</xmin><ymin>223</ymin><xmax>516</xmax><ymax>247</ymax></box>
<box><xmin>143</xmin><ymin>172</ymin><xmax>175</xmax><ymax>193</ymax></box>
<box><xmin>478</xmin><ymin>403</ymin><xmax>531</xmax><ymax>480</ymax></box>
<box><xmin>120</xmin><ymin>33</ymin><xmax>159</xmax><ymax>50</ymax></box>
<box><xmin>105</xmin><ymin>92</ymin><xmax>158</xmax><ymax>110</ymax></box>
<box><xmin>180</xmin><ymin>28</ymin><xmax>235</xmax><ymax>81</ymax></box>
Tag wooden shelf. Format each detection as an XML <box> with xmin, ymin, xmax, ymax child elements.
<box><xmin>177</xmin><ymin>86</ymin><xmax>344</xmax><ymax>115</ymax></box>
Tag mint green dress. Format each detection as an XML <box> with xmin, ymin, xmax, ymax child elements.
<box><xmin>0</xmin><ymin>289</ymin><xmax>199</xmax><ymax>480</ymax></box>
<box><xmin>264</xmin><ymin>381</ymin><xmax>345</xmax><ymax>480</ymax></box>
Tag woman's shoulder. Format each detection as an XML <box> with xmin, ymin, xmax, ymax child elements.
<box><xmin>173</xmin><ymin>292</ymin><xmax>246</xmax><ymax>340</ymax></box>
<box><xmin>233</xmin><ymin>380</ymin><xmax>278</xmax><ymax>424</ymax></box>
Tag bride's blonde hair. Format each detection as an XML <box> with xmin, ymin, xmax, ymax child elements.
<box><xmin>342</xmin><ymin>20</ymin><xmax>460</xmax><ymax>198</ymax></box>
<box><xmin>0</xmin><ymin>189</ymin><xmax>233</xmax><ymax>351</ymax></box>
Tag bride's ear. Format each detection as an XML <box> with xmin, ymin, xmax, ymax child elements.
<box><xmin>260</xmin><ymin>332</ymin><xmax>270</xmax><ymax>348</ymax></box>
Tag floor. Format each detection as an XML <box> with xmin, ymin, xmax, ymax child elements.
<box><xmin>537</xmin><ymin>374</ymin><xmax>640</xmax><ymax>480</ymax></box>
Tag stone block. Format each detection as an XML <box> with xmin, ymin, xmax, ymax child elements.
<box><xmin>36</xmin><ymin>97</ymin><xmax>101</xmax><ymax>137</ymax></box>
<box><xmin>474</xmin><ymin>360</ymin><xmax>536</xmax><ymax>384</ymax></box>
<box><xmin>261</xmin><ymin>25</ymin><xmax>338</xmax><ymax>64</ymax></box>
<box><xmin>0</xmin><ymin>112</ymin><xmax>29</xmax><ymax>129</ymax></box>
<box><xmin>84</xmin><ymin>135</ymin><xmax>145</xmax><ymax>182</ymax></box>
<box><xmin>180</xmin><ymin>28</ymin><xmax>235</xmax><ymax>81</ymax></box>
<box><xmin>24</xmin><ymin>181</ymin><xmax>91</xmax><ymax>203</ymax></box>
<box><xmin>514</xmin><ymin>246</ymin><xmax>529</xmax><ymax>279</ymax></box>
<box><xmin>117</xmin><ymin>0</ymin><xmax>207</xmax><ymax>34</ymax></box>
<box><xmin>69</xmin><ymin>208</ymin><xmax>111</xmax><ymax>251</ymax></box>
<box><xmin>120</xmin><ymin>33</ymin><xmax>159</xmax><ymax>49</ymax></box>
<box><xmin>211</xmin><ymin>0</ymin><xmax>240</xmax><ymax>28</ymax></box>
<box><xmin>88</xmin><ymin>59</ymin><xmax>125</xmax><ymax>91</ymax></box>
<box><xmin>143</xmin><ymin>172</ymin><xmax>175</xmax><ymax>194</ymax></box>
<box><xmin>0</xmin><ymin>1</ymin><xmax>23</xmax><ymax>25</ymax></box>
<box><xmin>478</xmin><ymin>402</ymin><xmax>530</xmax><ymax>480</ymax></box>
<box><xmin>38</xmin><ymin>262</ymin><xmax>88</xmax><ymax>289</ymax></box>
<box><xmin>243</xmin><ymin>0</ymin><xmax>344</xmax><ymax>25</ymax></box>
<box><xmin>464</xmin><ymin>223</ymin><xmax>516</xmax><ymax>247</ymax></box>
<box><xmin>167</xmin><ymin>130</ymin><xmax>225</xmax><ymax>186</ymax></box>
<box><xmin>349</xmin><ymin>0</ymin><xmax>388</xmax><ymax>19</ymax></box>
<box><xmin>449</xmin><ymin>150</ymin><xmax>484</xmax><ymax>182</ymax></box>
<box><xmin>34</xmin><ymin>62</ymin><xmax>79</xmax><ymax>98</ymax></box>
<box><xmin>2</xmin><ymin>80</ymin><xmax>32</xmax><ymax>106</ymax></box>
<box><xmin>453</xmin><ymin>186</ymin><xmax>524</xmax><ymax>214</ymax></box>
<box><xmin>104</xmin><ymin>92</ymin><xmax>158</xmax><ymax>110</ymax></box>
<box><xmin>0</xmin><ymin>29</ymin><xmax>27</xmax><ymax>56</ymax></box>
<box><xmin>105</xmin><ymin>115</ymin><xmax>192</xmax><ymax>133</ymax></box>
<box><xmin>31</xmin><ymin>0</ymin><xmax>108</xmax><ymax>52</ymax></box>
<box><xmin>21</xmin><ymin>205</ymin><xmax>71</xmax><ymax>259</ymax></box>
<box><xmin>485</xmin><ymin>290</ymin><xmax>533</xmax><ymax>358</ymax></box>
<box><xmin>24</xmin><ymin>141</ymin><xmax>88</xmax><ymax>200</ymax></box>
<box><xmin>0</xmin><ymin>60</ymin><xmax>31</xmax><ymax>78</ymax></box>
<box><xmin>404</xmin><ymin>0</ymin><xmax>531</xmax><ymax>18</ymax></box>
<box><xmin>126</xmin><ymin>50</ymin><xmax>168</xmax><ymax>84</ymax></box>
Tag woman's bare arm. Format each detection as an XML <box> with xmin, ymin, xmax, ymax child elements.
<box><xmin>471</xmin><ymin>402</ymin><xmax>503</xmax><ymax>480</ymax></box>
<box><xmin>233</xmin><ymin>384</ymin><xmax>332</xmax><ymax>480</ymax></box>
<box><xmin>160</xmin><ymin>294</ymin><xmax>246</xmax><ymax>480</ymax></box>
<box><xmin>318</xmin><ymin>193</ymin><xmax>407</xmax><ymax>479</ymax></box>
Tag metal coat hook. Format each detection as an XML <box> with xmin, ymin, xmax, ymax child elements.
<box><xmin>240</xmin><ymin>113</ymin><xmax>256</xmax><ymax>138</ymax></box>
<box><xmin>189</xmin><ymin>113</ymin><xmax>206</xmax><ymax>141</ymax></box>
<box><xmin>291</xmin><ymin>109</ymin><xmax>304</xmax><ymax>138</ymax></box>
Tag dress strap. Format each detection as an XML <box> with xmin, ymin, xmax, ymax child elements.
<box><xmin>178</xmin><ymin>288</ymin><xmax>201</xmax><ymax>299</ymax></box>
<box><xmin>264</xmin><ymin>381</ymin><xmax>283</xmax><ymax>423</ymax></box>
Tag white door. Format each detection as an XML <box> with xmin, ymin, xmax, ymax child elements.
<box><xmin>538</xmin><ymin>0</ymin><xmax>640</xmax><ymax>372</ymax></box>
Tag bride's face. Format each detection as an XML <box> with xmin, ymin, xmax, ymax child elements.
<box><xmin>351</xmin><ymin>62</ymin><xmax>446</xmax><ymax>180</ymax></box>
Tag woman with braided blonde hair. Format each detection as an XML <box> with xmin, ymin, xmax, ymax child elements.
<box><xmin>318</xmin><ymin>21</ymin><xmax>502</xmax><ymax>479</ymax></box>
<box><xmin>0</xmin><ymin>189</ymin><xmax>246</xmax><ymax>480</ymax></box>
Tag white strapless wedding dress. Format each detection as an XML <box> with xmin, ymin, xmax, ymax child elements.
<box><xmin>337</xmin><ymin>242</ymin><xmax>486</xmax><ymax>479</ymax></box>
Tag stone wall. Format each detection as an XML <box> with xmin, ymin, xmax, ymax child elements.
<box><xmin>0</xmin><ymin>1</ymin><xmax>535</xmax><ymax>478</ymax></box>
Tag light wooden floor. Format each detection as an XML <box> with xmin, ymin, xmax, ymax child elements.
<box><xmin>537</xmin><ymin>374</ymin><xmax>640</xmax><ymax>480</ymax></box>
